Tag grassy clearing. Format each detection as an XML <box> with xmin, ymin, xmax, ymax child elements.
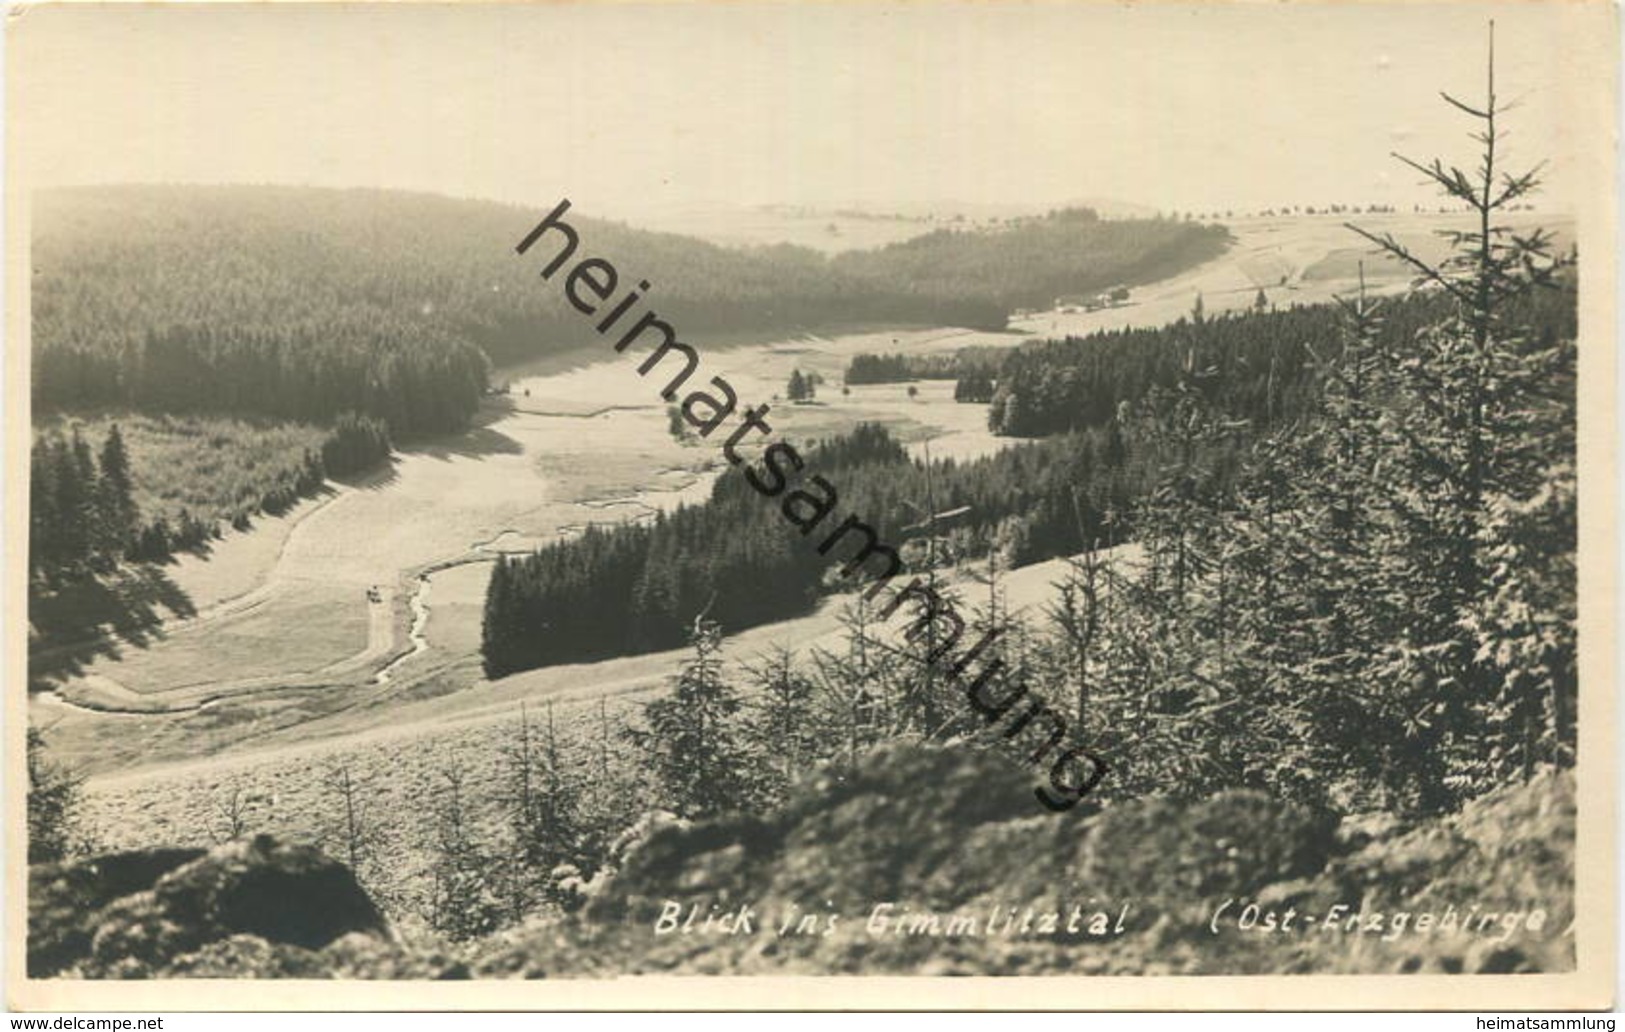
<box><xmin>70</xmin><ymin>546</ymin><xmax>1122</xmax><ymax>933</ymax></box>
<box><xmin>33</xmin><ymin>411</ymin><xmax>328</xmax><ymax>527</ymax></box>
<box><xmin>66</xmin><ymin>582</ymin><xmax>367</xmax><ymax>697</ymax></box>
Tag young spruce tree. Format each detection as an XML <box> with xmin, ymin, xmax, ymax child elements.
<box><xmin>625</xmin><ymin>616</ymin><xmax>756</xmax><ymax>819</ymax></box>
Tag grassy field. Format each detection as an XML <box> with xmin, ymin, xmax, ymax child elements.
<box><xmin>71</xmin><ymin>543</ymin><xmax>1116</xmax><ymax>929</ymax></box>
<box><xmin>32</xmin><ymin>411</ymin><xmax>328</xmax><ymax>527</ymax></box>
<box><xmin>1016</xmin><ymin>211</ymin><xmax>1574</xmax><ymax>339</ymax></box>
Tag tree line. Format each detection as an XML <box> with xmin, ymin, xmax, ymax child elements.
<box><xmin>483</xmin><ymin>425</ymin><xmax>905</xmax><ymax>675</ymax></box>
<box><xmin>30</xmin><ymin>412</ymin><xmax>391</xmax><ymax>586</ymax></box>
<box><xmin>35</xmin><ymin>318</ymin><xmax>489</xmax><ymax>438</ymax></box>
<box><xmin>29</xmin><ymin>424</ymin><xmax>145</xmax><ymax>582</ymax></box>
<box><xmin>480</xmin><ymin>416</ymin><xmax>1231</xmax><ymax>676</ymax></box>
<box><xmin>843</xmin><ymin>346</ymin><xmax>1004</xmax><ymax>386</ymax></box>
<box><xmin>836</xmin><ymin>207</ymin><xmax>1231</xmax><ymax>313</ymax></box>
<box><xmin>978</xmin><ymin>284</ymin><xmax>1576</xmax><ymax>438</ymax></box>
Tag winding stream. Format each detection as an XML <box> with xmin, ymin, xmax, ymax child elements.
<box><xmin>36</xmin><ymin>324</ymin><xmax>1017</xmax><ymax>726</ymax></box>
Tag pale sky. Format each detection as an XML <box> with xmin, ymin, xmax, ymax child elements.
<box><xmin>9</xmin><ymin>2</ymin><xmax>1596</xmax><ymax>218</ymax></box>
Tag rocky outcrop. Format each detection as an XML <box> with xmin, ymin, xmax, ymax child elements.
<box><xmin>30</xmin><ymin>834</ymin><xmax>390</xmax><ymax>977</ymax></box>
<box><xmin>29</xmin><ymin>847</ymin><xmax>206</xmax><ymax>977</ymax></box>
<box><xmin>480</xmin><ymin>746</ymin><xmax>1574</xmax><ymax>976</ymax></box>
<box><xmin>29</xmin><ymin>747</ymin><xmax>1576</xmax><ymax>978</ymax></box>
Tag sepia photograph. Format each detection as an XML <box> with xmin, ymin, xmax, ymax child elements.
<box><xmin>4</xmin><ymin>0</ymin><xmax>1617</xmax><ymax>1011</ymax></box>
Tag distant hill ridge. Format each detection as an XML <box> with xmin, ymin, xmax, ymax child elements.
<box><xmin>32</xmin><ymin>184</ymin><xmax>1229</xmax><ymax>434</ymax></box>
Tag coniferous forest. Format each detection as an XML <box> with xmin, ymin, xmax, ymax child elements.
<box><xmin>480</xmin><ymin>419</ymin><xmax>1175</xmax><ymax>675</ymax></box>
<box><xmin>979</xmin><ymin>284</ymin><xmax>1576</xmax><ymax>438</ymax></box>
<box><xmin>836</xmin><ymin>208</ymin><xmax>1231</xmax><ymax>312</ymax></box>
<box><xmin>29</xmin><ymin>411</ymin><xmax>392</xmax><ymax>585</ymax></box>
<box><xmin>29</xmin><ymin>424</ymin><xmax>148</xmax><ymax>582</ymax></box>
<box><xmin>843</xmin><ymin>347</ymin><xmax>1006</xmax><ymax>385</ymax></box>
<box><xmin>481</xmin><ymin>412</ymin><xmax>1201</xmax><ymax>676</ymax></box>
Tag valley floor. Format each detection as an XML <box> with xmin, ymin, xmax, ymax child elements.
<box><xmin>30</xmin><ymin>211</ymin><xmax>1573</xmax><ymax>829</ymax></box>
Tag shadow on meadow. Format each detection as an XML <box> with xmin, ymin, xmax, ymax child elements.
<box><xmin>27</xmin><ymin>565</ymin><xmax>198</xmax><ymax>692</ymax></box>
<box><xmin>400</xmin><ymin>399</ymin><xmax>524</xmax><ymax>461</ymax></box>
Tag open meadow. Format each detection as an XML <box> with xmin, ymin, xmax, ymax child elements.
<box><xmin>1015</xmin><ymin>210</ymin><xmax>1571</xmax><ymax>338</ymax></box>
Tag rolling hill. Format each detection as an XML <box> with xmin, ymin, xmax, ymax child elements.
<box><xmin>32</xmin><ymin>185</ymin><xmax>1232</xmax><ymax>430</ymax></box>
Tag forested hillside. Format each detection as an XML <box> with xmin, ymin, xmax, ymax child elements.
<box><xmin>28</xmin><ymin>184</ymin><xmax>1236</xmax><ymax>675</ymax></box>
<box><xmin>837</xmin><ymin>207</ymin><xmax>1231</xmax><ymax>312</ymax></box>
<box><xmin>979</xmin><ymin>284</ymin><xmax>1577</xmax><ymax>437</ymax></box>
<box><xmin>487</xmin><ymin>249</ymin><xmax>1573</xmax><ymax>829</ymax></box>
<box><xmin>26</xmin><ymin>33</ymin><xmax>1585</xmax><ymax>983</ymax></box>
<box><xmin>28</xmin><ymin>410</ymin><xmax>392</xmax><ymax>590</ymax></box>
<box><xmin>32</xmin><ymin>187</ymin><xmax>1232</xmax><ymax>432</ymax></box>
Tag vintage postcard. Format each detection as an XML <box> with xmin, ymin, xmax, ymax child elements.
<box><xmin>5</xmin><ymin>0</ymin><xmax>1617</xmax><ymax>1011</ymax></box>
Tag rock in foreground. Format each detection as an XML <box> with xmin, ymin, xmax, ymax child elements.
<box><xmin>29</xmin><ymin>746</ymin><xmax>1576</xmax><ymax>978</ymax></box>
<box><xmin>30</xmin><ymin>834</ymin><xmax>390</xmax><ymax>977</ymax></box>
